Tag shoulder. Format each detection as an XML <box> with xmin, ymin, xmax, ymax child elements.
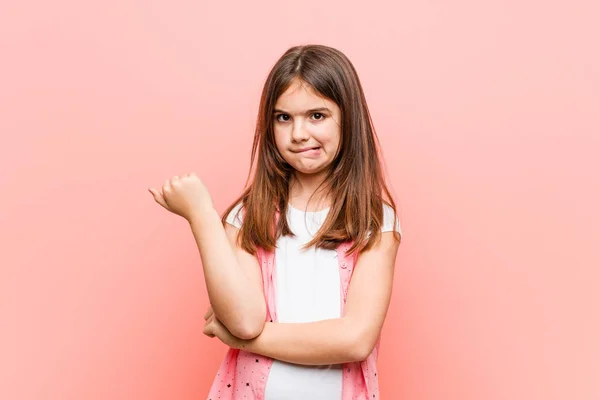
<box><xmin>381</xmin><ymin>202</ymin><xmax>402</xmax><ymax>236</ymax></box>
<box><xmin>225</xmin><ymin>201</ymin><xmax>244</xmax><ymax>229</ymax></box>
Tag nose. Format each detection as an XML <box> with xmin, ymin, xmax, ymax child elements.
<box><xmin>291</xmin><ymin>120</ymin><xmax>309</xmax><ymax>143</ymax></box>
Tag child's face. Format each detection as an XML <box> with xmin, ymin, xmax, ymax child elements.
<box><xmin>273</xmin><ymin>79</ymin><xmax>342</xmax><ymax>178</ymax></box>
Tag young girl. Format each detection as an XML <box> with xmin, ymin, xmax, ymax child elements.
<box><xmin>149</xmin><ymin>44</ymin><xmax>402</xmax><ymax>400</ymax></box>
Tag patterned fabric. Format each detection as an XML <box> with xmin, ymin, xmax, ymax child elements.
<box><xmin>206</xmin><ymin>242</ymin><xmax>381</xmax><ymax>400</ymax></box>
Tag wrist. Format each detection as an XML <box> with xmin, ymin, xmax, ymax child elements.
<box><xmin>187</xmin><ymin>205</ymin><xmax>218</xmax><ymax>226</ymax></box>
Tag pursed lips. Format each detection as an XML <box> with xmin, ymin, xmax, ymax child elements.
<box><xmin>292</xmin><ymin>146</ymin><xmax>320</xmax><ymax>153</ymax></box>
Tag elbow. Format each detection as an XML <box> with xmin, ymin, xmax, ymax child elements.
<box><xmin>217</xmin><ymin>298</ymin><xmax>266</xmax><ymax>340</ymax></box>
<box><xmin>349</xmin><ymin>344</ymin><xmax>373</xmax><ymax>363</ymax></box>
<box><xmin>228</xmin><ymin>306</ymin><xmax>267</xmax><ymax>340</ymax></box>
<box><xmin>230</xmin><ymin>318</ymin><xmax>265</xmax><ymax>340</ymax></box>
<box><xmin>347</xmin><ymin>331</ymin><xmax>378</xmax><ymax>362</ymax></box>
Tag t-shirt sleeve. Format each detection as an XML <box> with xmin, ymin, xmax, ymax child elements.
<box><xmin>225</xmin><ymin>202</ymin><xmax>244</xmax><ymax>229</ymax></box>
<box><xmin>382</xmin><ymin>203</ymin><xmax>402</xmax><ymax>236</ymax></box>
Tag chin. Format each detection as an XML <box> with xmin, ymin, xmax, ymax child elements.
<box><xmin>292</xmin><ymin>164</ymin><xmax>329</xmax><ymax>176</ymax></box>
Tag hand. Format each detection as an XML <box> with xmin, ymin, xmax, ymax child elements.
<box><xmin>203</xmin><ymin>306</ymin><xmax>243</xmax><ymax>349</ymax></box>
<box><xmin>148</xmin><ymin>173</ymin><xmax>213</xmax><ymax>222</ymax></box>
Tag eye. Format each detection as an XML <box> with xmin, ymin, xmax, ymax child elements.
<box><xmin>275</xmin><ymin>114</ymin><xmax>290</xmax><ymax>122</ymax></box>
<box><xmin>311</xmin><ymin>113</ymin><xmax>326</xmax><ymax>121</ymax></box>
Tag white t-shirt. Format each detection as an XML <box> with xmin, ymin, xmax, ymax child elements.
<box><xmin>226</xmin><ymin>202</ymin><xmax>401</xmax><ymax>400</ymax></box>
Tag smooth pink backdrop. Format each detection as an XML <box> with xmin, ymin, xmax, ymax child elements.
<box><xmin>1</xmin><ymin>1</ymin><xmax>599</xmax><ymax>399</ymax></box>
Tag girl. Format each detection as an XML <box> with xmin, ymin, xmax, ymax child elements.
<box><xmin>149</xmin><ymin>44</ymin><xmax>402</xmax><ymax>400</ymax></box>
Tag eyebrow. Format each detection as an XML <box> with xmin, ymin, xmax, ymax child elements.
<box><xmin>273</xmin><ymin>107</ymin><xmax>330</xmax><ymax>115</ymax></box>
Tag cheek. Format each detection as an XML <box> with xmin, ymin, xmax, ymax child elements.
<box><xmin>273</xmin><ymin>130</ymin><xmax>293</xmax><ymax>163</ymax></box>
<box><xmin>273</xmin><ymin>128</ymin><xmax>286</xmax><ymax>150</ymax></box>
<box><xmin>314</xmin><ymin>126</ymin><xmax>340</xmax><ymax>150</ymax></box>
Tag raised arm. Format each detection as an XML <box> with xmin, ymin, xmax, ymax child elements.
<box><xmin>149</xmin><ymin>173</ymin><xmax>266</xmax><ymax>339</ymax></box>
<box><xmin>189</xmin><ymin>208</ymin><xmax>266</xmax><ymax>339</ymax></box>
<box><xmin>205</xmin><ymin>231</ymin><xmax>400</xmax><ymax>365</ymax></box>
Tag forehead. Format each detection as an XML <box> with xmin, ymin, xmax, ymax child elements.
<box><xmin>275</xmin><ymin>79</ymin><xmax>337</xmax><ymax>111</ymax></box>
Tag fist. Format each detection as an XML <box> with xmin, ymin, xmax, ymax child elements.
<box><xmin>148</xmin><ymin>173</ymin><xmax>213</xmax><ymax>221</ymax></box>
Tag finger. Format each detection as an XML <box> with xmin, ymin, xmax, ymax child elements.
<box><xmin>203</xmin><ymin>323</ymin><xmax>215</xmax><ymax>338</ymax></box>
<box><xmin>148</xmin><ymin>188</ymin><xmax>168</xmax><ymax>208</ymax></box>
<box><xmin>162</xmin><ymin>179</ymin><xmax>172</xmax><ymax>196</ymax></box>
<box><xmin>203</xmin><ymin>306</ymin><xmax>213</xmax><ymax>320</ymax></box>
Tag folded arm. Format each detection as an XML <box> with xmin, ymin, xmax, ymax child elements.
<box><xmin>235</xmin><ymin>231</ymin><xmax>400</xmax><ymax>365</ymax></box>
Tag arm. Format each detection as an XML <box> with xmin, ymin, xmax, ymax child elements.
<box><xmin>235</xmin><ymin>231</ymin><xmax>400</xmax><ymax>365</ymax></box>
<box><xmin>189</xmin><ymin>208</ymin><xmax>266</xmax><ymax>339</ymax></box>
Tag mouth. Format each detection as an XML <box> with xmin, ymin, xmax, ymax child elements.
<box><xmin>294</xmin><ymin>146</ymin><xmax>321</xmax><ymax>153</ymax></box>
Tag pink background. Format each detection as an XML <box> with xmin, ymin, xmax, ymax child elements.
<box><xmin>1</xmin><ymin>1</ymin><xmax>599</xmax><ymax>399</ymax></box>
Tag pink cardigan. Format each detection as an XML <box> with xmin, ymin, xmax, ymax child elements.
<box><xmin>206</xmin><ymin>241</ymin><xmax>381</xmax><ymax>399</ymax></box>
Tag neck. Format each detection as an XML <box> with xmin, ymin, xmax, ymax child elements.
<box><xmin>289</xmin><ymin>171</ymin><xmax>330</xmax><ymax>210</ymax></box>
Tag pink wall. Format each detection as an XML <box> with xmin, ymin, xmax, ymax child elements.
<box><xmin>1</xmin><ymin>1</ymin><xmax>599</xmax><ymax>399</ymax></box>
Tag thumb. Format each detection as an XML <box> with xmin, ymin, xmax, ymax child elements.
<box><xmin>148</xmin><ymin>187</ymin><xmax>168</xmax><ymax>209</ymax></box>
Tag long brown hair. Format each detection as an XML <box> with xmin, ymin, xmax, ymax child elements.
<box><xmin>222</xmin><ymin>44</ymin><xmax>399</xmax><ymax>255</ymax></box>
